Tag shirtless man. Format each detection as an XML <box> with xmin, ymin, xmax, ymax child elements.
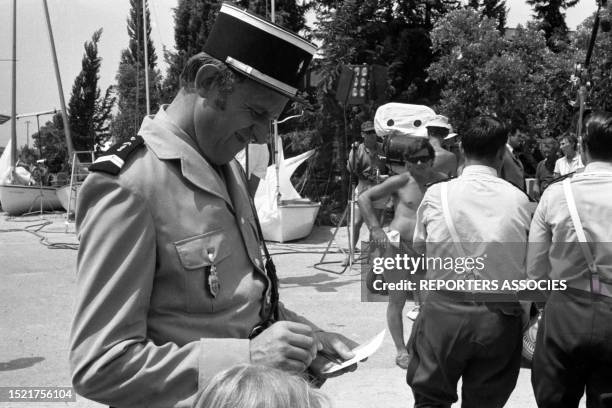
<box><xmin>358</xmin><ymin>135</ymin><xmax>445</xmax><ymax>369</ymax></box>
<box><xmin>426</xmin><ymin>116</ymin><xmax>458</xmax><ymax>177</ymax></box>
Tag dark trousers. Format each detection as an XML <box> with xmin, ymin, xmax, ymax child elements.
<box><xmin>532</xmin><ymin>289</ymin><xmax>612</xmax><ymax>408</ymax></box>
<box><xmin>406</xmin><ymin>292</ymin><xmax>522</xmax><ymax>408</ymax></box>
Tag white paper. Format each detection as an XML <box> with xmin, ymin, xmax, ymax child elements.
<box><xmin>321</xmin><ymin>329</ymin><xmax>386</xmax><ymax>374</ymax></box>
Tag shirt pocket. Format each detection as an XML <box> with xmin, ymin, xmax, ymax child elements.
<box><xmin>174</xmin><ymin>229</ymin><xmax>231</xmax><ymax>313</ymax></box>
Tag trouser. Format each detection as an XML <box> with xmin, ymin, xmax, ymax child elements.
<box><xmin>406</xmin><ymin>291</ymin><xmax>522</xmax><ymax>408</ymax></box>
<box><xmin>532</xmin><ymin>288</ymin><xmax>612</xmax><ymax>408</ymax></box>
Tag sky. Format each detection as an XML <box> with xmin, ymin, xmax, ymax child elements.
<box><xmin>0</xmin><ymin>0</ymin><xmax>600</xmax><ymax>149</ymax></box>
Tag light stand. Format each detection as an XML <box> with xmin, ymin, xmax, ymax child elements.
<box><xmin>574</xmin><ymin>0</ymin><xmax>608</xmax><ymax>150</ymax></box>
<box><xmin>315</xmin><ymin>104</ymin><xmax>361</xmax><ymax>274</ymax></box>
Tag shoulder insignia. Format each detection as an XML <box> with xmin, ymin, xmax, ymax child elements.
<box><xmin>425</xmin><ymin>176</ymin><xmax>455</xmax><ymax>189</ymax></box>
<box><xmin>89</xmin><ymin>136</ymin><xmax>145</xmax><ymax>175</ymax></box>
<box><xmin>548</xmin><ymin>172</ymin><xmax>575</xmax><ymax>186</ymax></box>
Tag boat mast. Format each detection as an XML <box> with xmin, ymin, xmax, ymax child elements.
<box><xmin>10</xmin><ymin>0</ymin><xmax>17</xmax><ymax>172</ymax></box>
<box><xmin>42</xmin><ymin>0</ymin><xmax>75</xmax><ymax>159</ymax></box>
<box><xmin>143</xmin><ymin>0</ymin><xmax>151</xmax><ymax>116</ymax></box>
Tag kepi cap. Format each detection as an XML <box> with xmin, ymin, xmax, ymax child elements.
<box><xmin>204</xmin><ymin>3</ymin><xmax>317</xmax><ymax>100</ymax></box>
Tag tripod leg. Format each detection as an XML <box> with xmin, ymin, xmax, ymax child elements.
<box><xmin>318</xmin><ymin>205</ymin><xmax>349</xmax><ymax>264</ymax></box>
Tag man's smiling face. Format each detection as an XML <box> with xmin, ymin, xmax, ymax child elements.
<box><xmin>193</xmin><ymin>78</ymin><xmax>289</xmax><ymax>165</ymax></box>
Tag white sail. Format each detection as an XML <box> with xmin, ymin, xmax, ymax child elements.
<box><xmin>254</xmin><ymin>138</ymin><xmax>320</xmax><ymax>242</ymax></box>
<box><xmin>0</xmin><ymin>138</ymin><xmax>12</xmax><ymax>184</ymax></box>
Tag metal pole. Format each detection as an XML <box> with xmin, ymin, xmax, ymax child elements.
<box><xmin>26</xmin><ymin>120</ymin><xmax>30</xmax><ymax>148</ymax></box>
<box><xmin>36</xmin><ymin>115</ymin><xmax>42</xmax><ymax>157</ymax></box>
<box><xmin>10</xmin><ymin>0</ymin><xmax>17</xmax><ymax>172</ymax></box>
<box><xmin>142</xmin><ymin>0</ymin><xmax>151</xmax><ymax>116</ymax></box>
<box><xmin>42</xmin><ymin>0</ymin><xmax>75</xmax><ymax>158</ymax></box>
<box><xmin>271</xmin><ymin>0</ymin><xmax>275</xmax><ymax>22</ymax></box>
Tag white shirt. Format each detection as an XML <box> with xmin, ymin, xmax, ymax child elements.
<box><xmin>553</xmin><ymin>154</ymin><xmax>584</xmax><ymax>175</ymax></box>
<box><xmin>527</xmin><ymin>161</ymin><xmax>612</xmax><ymax>296</ymax></box>
<box><xmin>413</xmin><ymin>165</ymin><xmax>532</xmax><ymax>283</ymax></box>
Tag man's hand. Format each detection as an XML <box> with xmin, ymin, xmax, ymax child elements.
<box><xmin>309</xmin><ymin>331</ymin><xmax>360</xmax><ymax>378</ymax></box>
<box><xmin>249</xmin><ymin>321</ymin><xmax>320</xmax><ymax>373</ymax></box>
<box><xmin>370</xmin><ymin>226</ymin><xmax>389</xmax><ymax>255</ymax></box>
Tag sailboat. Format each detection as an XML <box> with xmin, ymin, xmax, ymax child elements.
<box><xmin>0</xmin><ymin>0</ymin><xmax>74</xmax><ymax>216</ymax></box>
<box><xmin>254</xmin><ymin>138</ymin><xmax>320</xmax><ymax>243</ymax></box>
<box><xmin>0</xmin><ymin>138</ymin><xmax>62</xmax><ymax>215</ymax></box>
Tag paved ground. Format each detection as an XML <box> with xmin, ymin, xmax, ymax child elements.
<box><xmin>0</xmin><ymin>213</ymin><xmax>585</xmax><ymax>408</ymax></box>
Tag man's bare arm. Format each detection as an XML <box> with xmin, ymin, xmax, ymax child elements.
<box><xmin>358</xmin><ymin>173</ymin><xmax>410</xmax><ymax>230</ymax></box>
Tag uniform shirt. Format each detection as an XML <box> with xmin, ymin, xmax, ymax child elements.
<box><xmin>414</xmin><ymin>165</ymin><xmax>532</xmax><ymax>285</ymax></box>
<box><xmin>527</xmin><ymin>161</ymin><xmax>612</xmax><ymax>297</ymax></box>
<box><xmin>553</xmin><ymin>154</ymin><xmax>583</xmax><ymax>175</ymax></box>
<box><xmin>70</xmin><ymin>107</ymin><xmax>309</xmax><ymax>408</ymax></box>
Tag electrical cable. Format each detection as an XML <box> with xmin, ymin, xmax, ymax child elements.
<box><xmin>1</xmin><ymin>216</ymin><xmax>79</xmax><ymax>250</ymax></box>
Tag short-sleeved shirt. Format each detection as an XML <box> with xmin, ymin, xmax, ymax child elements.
<box><xmin>414</xmin><ymin>165</ymin><xmax>532</xmax><ymax>284</ymax></box>
<box><xmin>553</xmin><ymin>154</ymin><xmax>583</xmax><ymax>175</ymax></box>
<box><xmin>527</xmin><ymin>161</ymin><xmax>612</xmax><ymax>297</ymax></box>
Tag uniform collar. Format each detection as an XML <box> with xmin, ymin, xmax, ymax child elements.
<box><xmin>461</xmin><ymin>164</ymin><xmax>498</xmax><ymax>178</ymax></box>
<box><xmin>582</xmin><ymin>161</ymin><xmax>612</xmax><ymax>174</ymax></box>
<box><xmin>506</xmin><ymin>143</ymin><xmax>514</xmax><ymax>154</ymax></box>
<box><xmin>138</xmin><ymin>107</ymin><xmax>234</xmax><ymax>208</ymax></box>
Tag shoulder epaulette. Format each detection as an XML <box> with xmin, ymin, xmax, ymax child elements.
<box><xmin>89</xmin><ymin>135</ymin><xmax>145</xmax><ymax>175</ymax></box>
<box><xmin>425</xmin><ymin>176</ymin><xmax>455</xmax><ymax>189</ymax></box>
<box><xmin>548</xmin><ymin>172</ymin><xmax>575</xmax><ymax>186</ymax></box>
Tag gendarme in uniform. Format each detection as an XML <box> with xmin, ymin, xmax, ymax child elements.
<box><xmin>528</xmin><ymin>150</ymin><xmax>612</xmax><ymax>406</ymax></box>
<box><xmin>69</xmin><ymin>4</ymin><xmax>331</xmax><ymax>408</ymax></box>
<box><xmin>408</xmin><ymin>117</ymin><xmax>532</xmax><ymax>407</ymax></box>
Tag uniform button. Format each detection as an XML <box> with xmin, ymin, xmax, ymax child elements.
<box><xmin>241</xmin><ymin>217</ymin><xmax>245</xmax><ymax>224</ymax></box>
<box><xmin>255</xmin><ymin>258</ymin><xmax>262</xmax><ymax>267</ymax></box>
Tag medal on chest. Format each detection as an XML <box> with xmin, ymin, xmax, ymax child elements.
<box><xmin>206</xmin><ymin>248</ymin><xmax>220</xmax><ymax>298</ymax></box>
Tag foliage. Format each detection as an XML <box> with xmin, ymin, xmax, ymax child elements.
<box><xmin>68</xmin><ymin>29</ymin><xmax>116</xmax><ymax>154</ymax></box>
<box><xmin>428</xmin><ymin>8</ymin><xmax>577</xmax><ymax>137</ymax></box>
<box><xmin>31</xmin><ymin>113</ymin><xmax>69</xmax><ymax>173</ymax></box>
<box><xmin>526</xmin><ymin>0</ymin><xmax>579</xmax><ymax>48</ymax></box>
<box><xmin>467</xmin><ymin>0</ymin><xmax>507</xmax><ymax>32</ymax></box>
<box><xmin>111</xmin><ymin>0</ymin><xmax>162</xmax><ymax>143</ymax></box>
<box><xmin>572</xmin><ymin>11</ymin><xmax>612</xmax><ymax>113</ymax></box>
<box><xmin>302</xmin><ymin>0</ymin><xmax>459</xmax><ymax>214</ymax></box>
<box><xmin>30</xmin><ymin>29</ymin><xmax>116</xmax><ymax>172</ymax></box>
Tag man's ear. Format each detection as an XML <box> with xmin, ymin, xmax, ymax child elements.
<box><xmin>495</xmin><ymin>144</ymin><xmax>506</xmax><ymax>161</ymax></box>
<box><xmin>194</xmin><ymin>64</ymin><xmax>222</xmax><ymax>99</ymax></box>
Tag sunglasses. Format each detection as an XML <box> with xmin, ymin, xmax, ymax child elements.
<box><xmin>405</xmin><ymin>155</ymin><xmax>432</xmax><ymax>164</ymax></box>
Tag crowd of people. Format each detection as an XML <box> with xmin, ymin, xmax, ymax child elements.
<box><xmin>66</xmin><ymin>3</ymin><xmax>612</xmax><ymax>408</ymax></box>
<box><xmin>347</xmin><ymin>108</ymin><xmax>612</xmax><ymax>407</ymax></box>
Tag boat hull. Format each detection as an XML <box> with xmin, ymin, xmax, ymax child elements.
<box><xmin>0</xmin><ymin>184</ymin><xmax>63</xmax><ymax>215</ymax></box>
<box><xmin>56</xmin><ymin>183</ymin><xmax>80</xmax><ymax>213</ymax></box>
<box><xmin>261</xmin><ymin>200</ymin><xmax>320</xmax><ymax>243</ymax></box>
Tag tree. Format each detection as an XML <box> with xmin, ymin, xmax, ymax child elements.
<box><xmin>428</xmin><ymin>8</ymin><xmax>576</xmax><ymax>137</ymax></box>
<box><xmin>68</xmin><ymin>29</ymin><xmax>115</xmax><ymax>154</ymax></box>
<box><xmin>303</xmin><ymin>0</ymin><xmax>459</xmax><ymax>208</ymax></box>
<box><xmin>111</xmin><ymin>0</ymin><xmax>162</xmax><ymax>143</ymax></box>
<box><xmin>527</xmin><ymin>0</ymin><xmax>579</xmax><ymax>48</ymax></box>
<box><xmin>467</xmin><ymin>0</ymin><xmax>506</xmax><ymax>32</ymax></box>
<box><xmin>31</xmin><ymin>113</ymin><xmax>69</xmax><ymax>173</ymax></box>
